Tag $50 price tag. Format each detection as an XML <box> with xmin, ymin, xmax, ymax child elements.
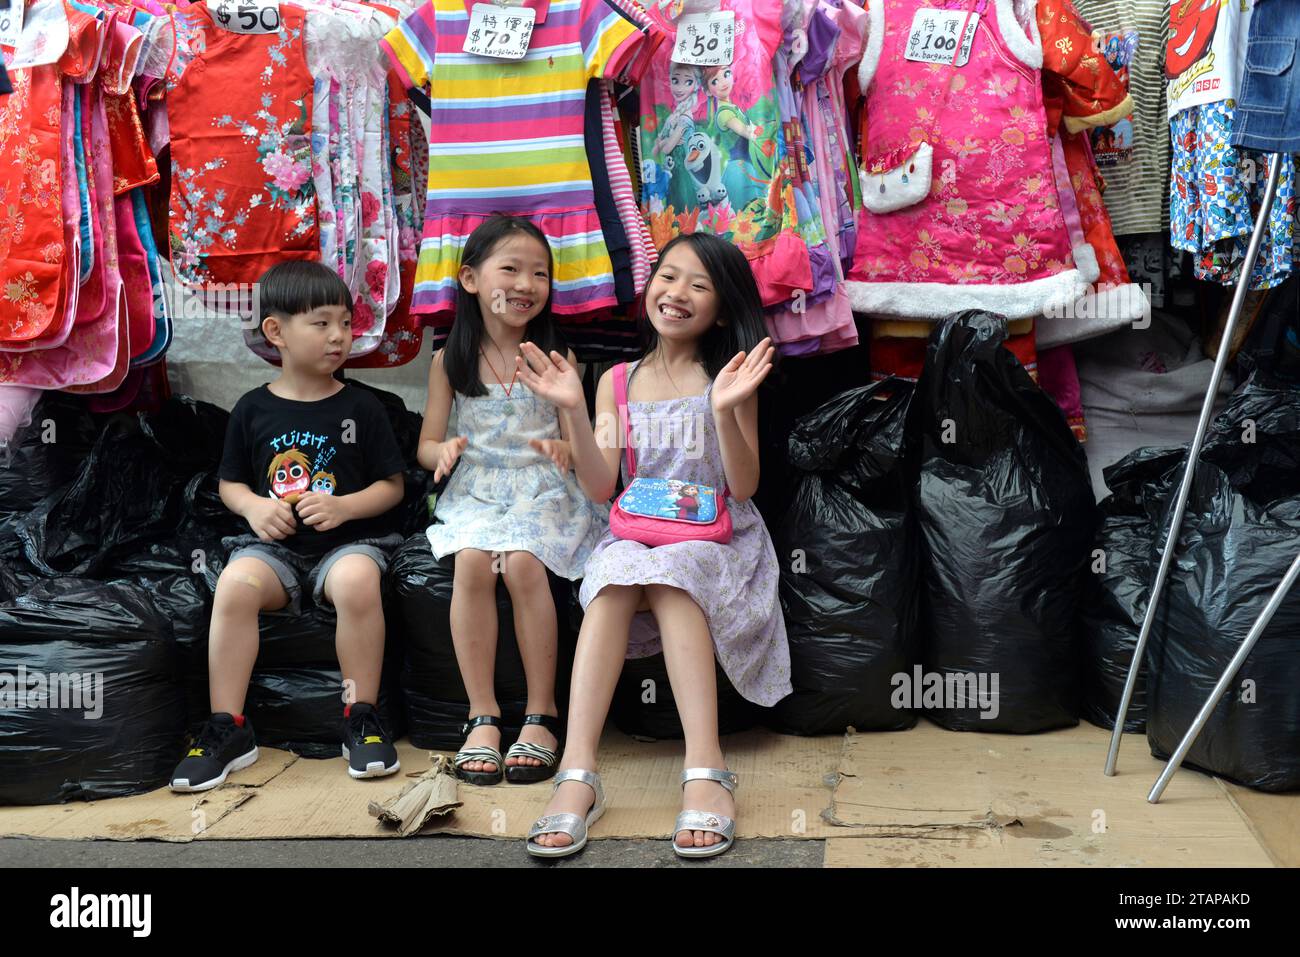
<box><xmin>464</xmin><ymin>3</ymin><xmax>535</xmax><ymax>60</ymax></box>
<box><xmin>207</xmin><ymin>0</ymin><xmax>283</xmax><ymax>35</ymax></box>
<box><xmin>671</xmin><ymin>11</ymin><xmax>734</xmax><ymax>67</ymax></box>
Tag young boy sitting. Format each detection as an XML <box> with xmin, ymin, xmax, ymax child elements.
<box><xmin>171</xmin><ymin>261</ymin><xmax>408</xmax><ymax>791</ymax></box>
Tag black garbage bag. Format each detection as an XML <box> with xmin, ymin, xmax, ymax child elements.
<box><xmin>0</xmin><ymin>579</ymin><xmax>185</xmax><ymax>805</ymax></box>
<box><xmin>609</xmin><ymin>653</ymin><xmax>758</xmax><ymax>740</ymax></box>
<box><xmin>767</xmin><ymin>378</ymin><xmax>920</xmax><ymax>735</ymax></box>
<box><xmin>909</xmin><ymin>312</ymin><xmax>1098</xmax><ymax>732</ymax></box>
<box><xmin>1146</xmin><ymin>374</ymin><xmax>1300</xmax><ymax>791</ymax></box>
<box><xmin>0</xmin><ymin>392</ymin><xmax>102</xmax><ymax>519</ymax></box>
<box><xmin>391</xmin><ymin>533</ymin><xmax>578</xmax><ymax>750</ymax></box>
<box><xmin>17</xmin><ymin>396</ymin><xmax>229</xmax><ymax>577</ymax></box>
<box><xmin>1080</xmin><ymin>447</ymin><xmax>1185</xmax><ymax>732</ymax></box>
<box><xmin>110</xmin><ymin>543</ymin><xmax>216</xmax><ymax>728</ymax></box>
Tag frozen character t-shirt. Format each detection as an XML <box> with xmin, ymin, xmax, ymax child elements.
<box><xmin>219</xmin><ymin>383</ymin><xmax>408</xmax><ymax>556</ymax></box>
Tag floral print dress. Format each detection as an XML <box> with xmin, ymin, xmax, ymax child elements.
<box><xmin>578</xmin><ymin>361</ymin><xmax>792</xmax><ymax>708</ymax></box>
<box><xmin>426</xmin><ymin>378</ymin><xmax>607</xmax><ymax>580</ymax></box>
<box><xmin>166</xmin><ymin>2</ymin><xmax>318</xmax><ymax>287</ymax></box>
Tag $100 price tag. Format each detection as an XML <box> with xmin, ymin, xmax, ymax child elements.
<box><xmin>671</xmin><ymin>11</ymin><xmax>734</xmax><ymax>67</ymax></box>
<box><xmin>464</xmin><ymin>3</ymin><xmax>535</xmax><ymax>60</ymax></box>
<box><xmin>904</xmin><ymin>7</ymin><xmax>979</xmax><ymax>67</ymax></box>
<box><xmin>207</xmin><ymin>0</ymin><xmax>283</xmax><ymax>35</ymax></box>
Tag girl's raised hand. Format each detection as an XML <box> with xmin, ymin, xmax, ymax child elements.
<box><xmin>712</xmin><ymin>337</ymin><xmax>775</xmax><ymax>413</ymax></box>
<box><xmin>433</xmin><ymin>435</ymin><xmax>468</xmax><ymax>482</ymax></box>
<box><xmin>516</xmin><ymin>342</ymin><xmax>585</xmax><ymax>410</ymax></box>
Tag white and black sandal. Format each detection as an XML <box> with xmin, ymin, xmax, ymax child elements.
<box><xmin>453</xmin><ymin>714</ymin><xmax>504</xmax><ymax>786</ymax></box>
<box><xmin>505</xmin><ymin>713</ymin><xmax>563</xmax><ymax>784</ymax></box>
<box><xmin>673</xmin><ymin>768</ymin><xmax>739</xmax><ymax>860</ymax></box>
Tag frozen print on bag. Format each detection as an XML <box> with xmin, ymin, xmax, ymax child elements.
<box><xmin>618</xmin><ymin>478</ymin><xmax>719</xmax><ymax>524</ymax></box>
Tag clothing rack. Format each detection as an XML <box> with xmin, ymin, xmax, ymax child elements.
<box><xmin>1104</xmin><ymin>153</ymin><xmax>1287</xmax><ymax>800</ymax></box>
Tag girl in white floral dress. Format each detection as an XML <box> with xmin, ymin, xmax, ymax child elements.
<box><xmin>417</xmin><ymin>215</ymin><xmax>605</xmax><ymax>787</ymax></box>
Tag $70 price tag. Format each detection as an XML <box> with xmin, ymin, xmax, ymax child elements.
<box><xmin>463</xmin><ymin>3</ymin><xmax>535</xmax><ymax>60</ymax></box>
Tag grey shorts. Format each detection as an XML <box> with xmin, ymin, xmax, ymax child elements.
<box><xmin>221</xmin><ymin>533</ymin><xmax>405</xmax><ymax>616</ymax></box>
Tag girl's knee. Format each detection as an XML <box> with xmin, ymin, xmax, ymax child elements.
<box><xmin>454</xmin><ymin>549</ymin><xmax>498</xmax><ymax>588</ymax></box>
<box><xmin>501</xmin><ymin>551</ymin><xmax>547</xmax><ymax>591</ymax></box>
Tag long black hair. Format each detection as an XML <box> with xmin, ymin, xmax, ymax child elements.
<box><xmin>638</xmin><ymin>232</ymin><xmax>770</xmax><ymax>380</ymax></box>
<box><xmin>444</xmin><ymin>214</ymin><xmax>566</xmax><ymax>396</ymax></box>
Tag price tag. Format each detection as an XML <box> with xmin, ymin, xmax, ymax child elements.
<box><xmin>206</xmin><ymin>0</ymin><xmax>282</xmax><ymax>35</ymax></box>
<box><xmin>904</xmin><ymin>7</ymin><xmax>979</xmax><ymax>67</ymax></box>
<box><xmin>671</xmin><ymin>11</ymin><xmax>734</xmax><ymax>67</ymax></box>
<box><xmin>0</xmin><ymin>0</ymin><xmax>25</xmax><ymax>49</ymax></box>
<box><xmin>463</xmin><ymin>3</ymin><xmax>535</xmax><ymax>60</ymax></box>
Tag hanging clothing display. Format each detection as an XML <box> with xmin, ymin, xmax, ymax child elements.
<box><xmin>380</xmin><ymin>0</ymin><xmax>662</xmax><ymax>323</ymax></box>
<box><xmin>1074</xmin><ymin>0</ymin><xmax>1170</xmax><ymax>235</ymax></box>
<box><xmin>1230</xmin><ymin>0</ymin><xmax>1300</xmax><ymax>154</ymax></box>
<box><xmin>1164</xmin><ymin>0</ymin><xmax>1296</xmax><ymax>289</ymax></box>
<box><xmin>845</xmin><ymin>0</ymin><xmax>1087</xmax><ymax>321</ymax></box>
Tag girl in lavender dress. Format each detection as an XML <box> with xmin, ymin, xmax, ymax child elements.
<box><xmin>515</xmin><ymin>232</ymin><xmax>792</xmax><ymax>860</ymax></box>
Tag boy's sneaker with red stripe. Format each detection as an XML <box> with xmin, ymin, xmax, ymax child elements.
<box><xmin>170</xmin><ymin>713</ymin><xmax>259</xmax><ymax>792</ymax></box>
<box><xmin>342</xmin><ymin>702</ymin><xmax>400</xmax><ymax>779</ymax></box>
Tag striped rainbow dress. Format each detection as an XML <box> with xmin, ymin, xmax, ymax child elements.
<box><xmin>380</xmin><ymin>0</ymin><xmax>653</xmax><ymax>318</ymax></box>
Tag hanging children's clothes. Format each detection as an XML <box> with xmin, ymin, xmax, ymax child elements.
<box><xmin>1073</xmin><ymin>0</ymin><xmax>1169</xmax><ymax>234</ymax></box>
<box><xmin>845</xmin><ymin>0</ymin><xmax>1086</xmax><ymax>320</ymax></box>
<box><xmin>425</xmin><ymin>378</ymin><xmax>607</xmax><ymax>579</ymax></box>
<box><xmin>380</xmin><ymin>0</ymin><xmax>661</xmax><ymax>320</ymax></box>
<box><xmin>1170</xmin><ymin>100</ymin><xmax>1296</xmax><ymax>288</ymax></box>
<box><xmin>166</xmin><ymin>2</ymin><xmax>318</xmax><ymax>288</ymax></box>
<box><xmin>1164</xmin><ymin>0</ymin><xmax>1296</xmax><ymax>289</ymax></box>
<box><xmin>638</xmin><ymin>0</ymin><xmax>813</xmax><ymax>307</ymax></box>
<box><xmin>577</xmin><ymin>359</ymin><xmax>792</xmax><ymax>707</ymax></box>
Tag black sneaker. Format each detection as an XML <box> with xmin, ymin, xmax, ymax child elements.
<box><xmin>342</xmin><ymin>702</ymin><xmax>400</xmax><ymax>779</ymax></box>
<box><xmin>170</xmin><ymin>713</ymin><xmax>259</xmax><ymax>792</ymax></box>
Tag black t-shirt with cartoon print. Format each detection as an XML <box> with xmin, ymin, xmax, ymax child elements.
<box><xmin>219</xmin><ymin>383</ymin><xmax>408</xmax><ymax>556</ymax></box>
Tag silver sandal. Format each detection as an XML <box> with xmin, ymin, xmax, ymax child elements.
<box><xmin>673</xmin><ymin>768</ymin><xmax>738</xmax><ymax>860</ymax></box>
<box><xmin>526</xmin><ymin>769</ymin><xmax>605</xmax><ymax>859</ymax></box>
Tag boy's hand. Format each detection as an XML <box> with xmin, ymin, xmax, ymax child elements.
<box><xmin>246</xmin><ymin>496</ymin><xmax>298</xmax><ymax>541</ymax></box>
<box><xmin>530</xmin><ymin>438</ymin><xmax>572</xmax><ymax>472</ymax></box>
<box><xmin>295</xmin><ymin>492</ymin><xmax>352</xmax><ymax>532</ymax></box>
<box><xmin>433</xmin><ymin>436</ymin><xmax>468</xmax><ymax>482</ymax></box>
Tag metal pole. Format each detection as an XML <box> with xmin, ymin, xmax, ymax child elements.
<box><xmin>1148</xmin><ymin>548</ymin><xmax>1300</xmax><ymax>803</ymax></box>
<box><xmin>1104</xmin><ymin>153</ymin><xmax>1283</xmax><ymax>775</ymax></box>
